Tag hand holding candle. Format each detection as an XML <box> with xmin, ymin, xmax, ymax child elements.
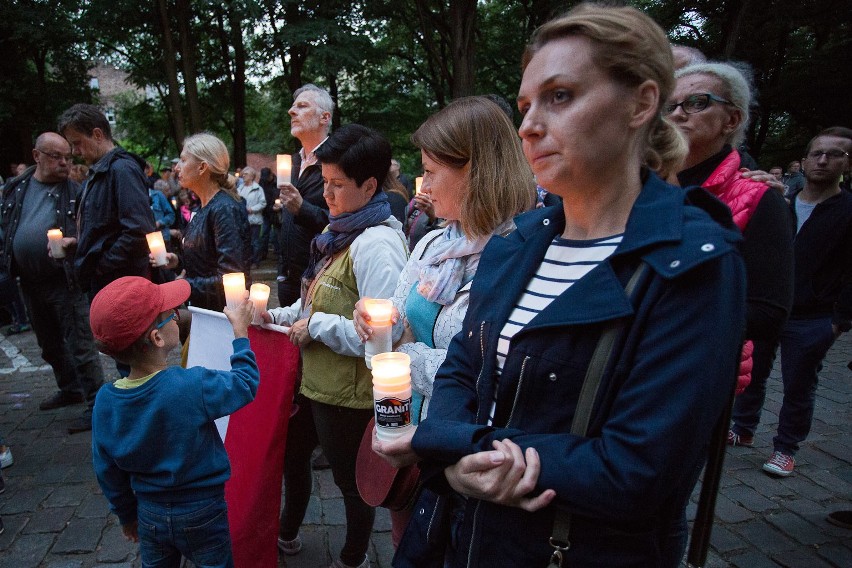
<box><xmin>249</xmin><ymin>283</ymin><xmax>270</xmax><ymax>325</ymax></box>
<box><xmin>222</xmin><ymin>272</ymin><xmax>246</xmax><ymax>311</ymax></box>
<box><xmin>362</xmin><ymin>298</ymin><xmax>394</xmax><ymax>369</ymax></box>
<box><xmin>47</xmin><ymin>229</ymin><xmax>65</xmax><ymax>259</ymax></box>
<box><xmin>146</xmin><ymin>231</ymin><xmax>168</xmax><ymax>267</ymax></box>
<box><xmin>371</xmin><ymin>352</ymin><xmax>414</xmax><ymax>441</ymax></box>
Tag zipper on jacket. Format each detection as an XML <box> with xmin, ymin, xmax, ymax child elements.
<box><xmin>505</xmin><ymin>355</ymin><xmax>530</xmax><ymax>428</ymax></box>
<box><xmin>466</xmin><ymin>499</ymin><xmax>482</xmax><ymax>568</ymax></box>
<box><xmin>425</xmin><ymin>494</ymin><xmax>441</xmax><ymax>546</ymax></box>
<box><xmin>473</xmin><ymin>321</ymin><xmax>486</xmax><ymax>423</ymax></box>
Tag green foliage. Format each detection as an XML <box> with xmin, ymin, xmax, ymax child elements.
<box><xmin>3</xmin><ymin>0</ymin><xmax>846</xmax><ymax>177</ymax></box>
<box><xmin>0</xmin><ymin>0</ymin><xmax>91</xmax><ymax>167</ymax></box>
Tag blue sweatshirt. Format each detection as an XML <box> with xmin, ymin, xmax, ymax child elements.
<box><xmin>92</xmin><ymin>337</ymin><xmax>259</xmax><ymax>524</ymax></box>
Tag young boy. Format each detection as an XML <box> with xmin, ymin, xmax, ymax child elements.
<box><xmin>89</xmin><ymin>276</ymin><xmax>258</xmax><ymax>568</ymax></box>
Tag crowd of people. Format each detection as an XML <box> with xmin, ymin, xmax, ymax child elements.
<box><xmin>0</xmin><ymin>2</ymin><xmax>850</xmax><ymax>565</ymax></box>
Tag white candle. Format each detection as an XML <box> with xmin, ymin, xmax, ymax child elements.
<box><xmin>170</xmin><ymin>197</ymin><xmax>178</xmax><ymax>209</ymax></box>
<box><xmin>415</xmin><ymin>176</ymin><xmax>423</xmax><ymax>194</ymax></box>
<box><xmin>222</xmin><ymin>272</ymin><xmax>246</xmax><ymax>311</ymax></box>
<box><xmin>275</xmin><ymin>198</ymin><xmax>282</xmax><ymax>207</ymax></box>
<box><xmin>276</xmin><ymin>154</ymin><xmax>292</xmax><ymax>184</ymax></box>
<box><xmin>371</xmin><ymin>352</ymin><xmax>413</xmax><ymax>441</ymax></box>
<box><xmin>47</xmin><ymin>229</ymin><xmax>65</xmax><ymax>259</ymax></box>
<box><xmin>363</xmin><ymin>298</ymin><xmax>393</xmax><ymax>369</ymax></box>
<box><xmin>146</xmin><ymin>231</ymin><xmax>168</xmax><ymax>267</ymax></box>
<box><xmin>249</xmin><ymin>283</ymin><xmax>270</xmax><ymax>325</ymax></box>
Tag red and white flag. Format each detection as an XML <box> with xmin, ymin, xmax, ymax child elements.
<box><xmin>187</xmin><ymin>307</ymin><xmax>299</xmax><ymax>568</ymax></box>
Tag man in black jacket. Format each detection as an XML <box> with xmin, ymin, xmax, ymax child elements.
<box><xmin>0</xmin><ymin>132</ymin><xmax>104</xmax><ymax>430</ymax></box>
<box><xmin>57</xmin><ymin>104</ymin><xmax>156</xmax><ymax>298</ymax></box>
<box><xmin>274</xmin><ymin>84</ymin><xmax>332</xmax><ymax>306</ymax></box>
<box><xmin>731</xmin><ymin>126</ymin><xmax>852</xmax><ymax>477</ymax></box>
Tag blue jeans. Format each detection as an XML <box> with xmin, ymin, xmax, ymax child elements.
<box><xmin>137</xmin><ymin>496</ymin><xmax>233</xmax><ymax>568</ymax></box>
<box><xmin>732</xmin><ymin>317</ymin><xmax>836</xmax><ymax>455</ymax></box>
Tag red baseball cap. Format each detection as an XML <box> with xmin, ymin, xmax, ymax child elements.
<box><xmin>90</xmin><ymin>276</ymin><xmax>190</xmax><ymax>353</ymax></box>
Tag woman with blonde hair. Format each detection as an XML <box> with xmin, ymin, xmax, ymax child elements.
<box><xmin>353</xmin><ymin>95</ymin><xmax>535</xmax><ymax>545</ymax></box>
<box><xmin>159</xmin><ymin>132</ymin><xmax>251</xmax><ymax>311</ymax></box>
<box><xmin>390</xmin><ymin>5</ymin><xmax>746</xmax><ymax>567</ymax></box>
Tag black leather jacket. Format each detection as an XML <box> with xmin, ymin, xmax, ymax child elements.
<box><xmin>0</xmin><ymin>167</ymin><xmax>79</xmax><ymax>285</ymax></box>
<box><xmin>182</xmin><ymin>190</ymin><xmax>252</xmax><ymax>311</ymax></box>
<box><xmin>75</xmin><ymin>147</ymin><xmax>156</xmax><ymax>294</ymax></box>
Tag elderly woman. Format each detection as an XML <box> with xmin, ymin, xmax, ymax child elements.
<box><xmin>159</xmin><ymin>133</ymin><xmax>251</xmax><ymax>311</ymax></box>
<box><xmin>264</xmin><ymin>124</ymin><xmax>408</xmax><ymax>568</ymax></box>
<box><xmin>390</xmin><ymin>5</ymin><xmax>747</xmax><ymax>567</ymax></box>
<box><xmin>237</xmin><ymin>166</ymin><xmax>266</xmax><ymax>266</ymax></box>
<box><xmin>354</xmin><ymin>96</ymin><xmax>535</xmax><ymax>544</ymax></box>
<box><xmin>668</xmin><ymin>63</ymin><xmax>794</xmax><ymax>410</ymax></box>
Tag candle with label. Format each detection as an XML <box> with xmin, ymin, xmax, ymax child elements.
<box><xmin>363</xmin><ymin>298</ymin><xmax>393</xmax><ymax>369</ymax></box>
<box><xmin>276</xmin><ymin>154</ymin><xmax>292</xmax><ymax>184</ymax></box>
<box><xmin>222</xmin><ymin>272</ymin><xmax>246</xmax><ymax>310</ymax></box>
<box><xmin>249</xmin><ymin>283</ymin><xmax>270</xmax><ymax>325</ymax></box>
<box><xmin>47</xmin><ymin>229</ymin><xmax>65</xmax><ymax>259</ymax></box>
<box><xmin>146</xmin><ymin>231</ymin><xmax>168</xmax><ymax>267</ymax></box>
<box><xmin>371</xmin><ymin>352</ymin><xmax>413</xmax><ymax>441</ymax></box>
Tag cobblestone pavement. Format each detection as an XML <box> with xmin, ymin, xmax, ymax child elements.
<box><xmin>0</xmin><ymin>261</ymin><xmax>849</xmax><ymax>567</ymax></box>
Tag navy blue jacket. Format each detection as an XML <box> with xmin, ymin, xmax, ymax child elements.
<box><xmin>398</xmin><ymin>174</ymin><xmax>746</xmax><ymax>568</ymax></box>
<box><xmin>75</xmin><ymin>147</ymin><xmax>156</xmax><ymax>295</ymax></box>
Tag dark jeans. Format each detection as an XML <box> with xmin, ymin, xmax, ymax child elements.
<box><xmin>0</xmin><ymin>271</ymin><xmax>28</xmax><ymax>325</ymax></box>
<box><xmin>280</xmin><ymin>394</ymin><xmax>375</xmax><ymax>566</ymax></box>
<box><xmin>20</xmin><ymin>278</ymin><xmax>103</xmax><ymax>407</ymax></box>
<box><xmin>732</xmin><ymin>317</ymin><xmax>836</xmax><ymax>455</ymax></box>
<box><xmin>277</xmin><ymin>278</ymin><xmax>301</xmax><ymax>309</ymax></box>
<box><xmin>259</xmin><ymin>219</ymin><xmax>280</xmax><ymax>259</ymax></box>
<box><xmin>137</xmin><ymin>496</ymin><xmax>233</xmax><ymax>568</ymax></box>
<box><xmin>249</xmin><ymin>224</ymin><xmax>262</xmax><ymax>264</ymax></box>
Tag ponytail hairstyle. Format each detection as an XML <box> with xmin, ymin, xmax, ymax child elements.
<box><xmin>181</xmin><ymin>132</ymin><xmax>240</xmax><ymax>201</ymax></box>
<box><xmin>523</xmin><ymin>3</ymin><xmax>687</xmax><ymax>178</ymax></box>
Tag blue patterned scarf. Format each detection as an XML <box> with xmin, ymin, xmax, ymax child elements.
<box><xmin>301</xmin><ymin>191</ymin><xmax>392</xmax><ymax>303</ymax></box>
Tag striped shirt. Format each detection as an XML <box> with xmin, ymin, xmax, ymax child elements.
<box><xmin>488</xmin><ymin>234</ymin><xmax>623</xmax><ymax>425</ymax></box>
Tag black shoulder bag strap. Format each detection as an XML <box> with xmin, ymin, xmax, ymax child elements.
<box><xmin>549</xmin><ymin>261</ymin><xmax>649</xmax><ymax>567</ymax></box>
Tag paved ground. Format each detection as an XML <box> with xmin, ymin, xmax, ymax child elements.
<box><xmin>0</xmin><ymin>260</ymin><xmax>849</xmax><ymax>567</ymax></box>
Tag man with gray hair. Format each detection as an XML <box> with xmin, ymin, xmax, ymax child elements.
<box><xmin>274</xmin><ymin>84</ymin><xmax>332</xmax><ymax>306</ymax></box>
<box><xmin>0</xmin><ymin>133</ymin><xmax>104</xmax><ymax>426</ymax></box>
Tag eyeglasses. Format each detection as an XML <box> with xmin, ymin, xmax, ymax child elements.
<box><xmin>36</xmin><ymin>149</ymin><xmax>73</xmax><ymax>162</ymax></box>
<box><xmin>806</xmin><ymin>150</ymin><xmax>849</xmax><ymax>160</ymax></box>
<box><xmin>664</xmin><ymin>93</ymin><xmax>736</xmax><ymax>115</ymax></box>
<box><xmin>153</xmin><ymin>309</ymin><xmax>180</xmax><ymax>330</ymax></box>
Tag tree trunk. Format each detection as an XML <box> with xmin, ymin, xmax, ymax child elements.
<box><xmin>155</xmin><ymin>0</ymin><xmax>185</xmax><ymax>147</ymax></box>
<box><xmin>721</xmin><ymin>0</ymin><xmax>750</xmax><ymax>59</ymax></box>
<box><xmin>449</xmin><ymin>0</ymin><xmax>477</xmax><ymax>98</ymax></box>
<box><xmin>175</xmin><ymin>0</ymin><xmax>202</xmax><ymax>134</ymax></box>
<box><xmin>753</xmin><ymin>18</ymin><xmax>790</xmax><ymax>157</ymax></box>
<box><xmin>228</xmin><ymin>2</ymin><xmax>247</xmax><ymax>169</ymax></box>
<box><xmin>326</xmin><ymin>73</ymin><xmax>340</xmax><ymax>130</ymax></box>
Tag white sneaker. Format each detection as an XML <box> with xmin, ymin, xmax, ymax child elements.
<box><xmin>0</xmin><ymin>446</ymin><xmax>12</xmax><ymax>469</ymax></box>
<box><xmin>329</xmin><ymin>555</ymin><xmax>369</xmax><ymax>568</ymax></box>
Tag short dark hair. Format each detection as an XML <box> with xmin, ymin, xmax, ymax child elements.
<box><xmin>807</xmin><ymin>126</ymin><xmax>852</xmax><ymax>153</ymax></box>
<box><xmin>314</xmin><ymin>124</ymin><xmax>391</xmax><ymax>189</ymax></box>
<box><xmin>57</xmin><ymin>103</ymin><xmax>113</xmax><ymax>140</ymax></box>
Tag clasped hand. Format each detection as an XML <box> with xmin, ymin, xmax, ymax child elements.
<box><xmin>445</xmin><ymin>439</ymin><xmax>556</xmax><ymax>512</ymax></box>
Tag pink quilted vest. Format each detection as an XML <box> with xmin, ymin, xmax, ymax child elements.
<box><xmin>701</xmin><ymin>149</ymin><xmax>770</xmax><ymax>394</ymax></box>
